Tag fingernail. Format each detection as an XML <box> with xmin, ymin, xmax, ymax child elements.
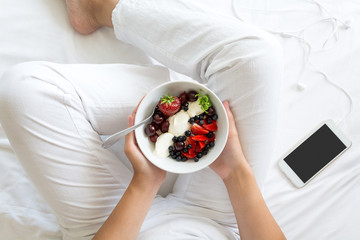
<box><xmin>127</xmin><ymin>115</ymin><xmax>132</xmax><ymax>125</ymax></box>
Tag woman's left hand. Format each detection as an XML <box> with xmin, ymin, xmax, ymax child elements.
<box><xmin>124</xmin><ymin>102</ymin><xmax>166</xmax><ymax>189</ymax></box>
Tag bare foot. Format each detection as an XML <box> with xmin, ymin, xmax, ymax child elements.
<box><xmin>65</xmin><ymin>0</ymin><xmax>102</xmax><ymax>34</ymax></box>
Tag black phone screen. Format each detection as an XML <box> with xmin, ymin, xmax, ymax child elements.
<box><xmin>284</xmin><ymin>124</ymin><xmax>347</xmax><ymax>183</ymax></box>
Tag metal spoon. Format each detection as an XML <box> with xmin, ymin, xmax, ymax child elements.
<box><xmin>102</xmin><ymin>109</ymin><xmax>155</xmax><ymax>149</ymax></box>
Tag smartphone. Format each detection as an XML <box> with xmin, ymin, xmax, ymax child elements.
<box><xmin>278</xmin><ymin>119</ymin><xmax>351</xmax><ymax>188</ymax></box>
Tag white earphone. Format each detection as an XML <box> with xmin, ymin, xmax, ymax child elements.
<box><xmin>231</xmin><ymin>0</ymin><xmax>353</xmax><ymax>125</ymax></box>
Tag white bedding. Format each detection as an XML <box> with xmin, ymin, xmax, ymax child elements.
<box><xmin>1</xmin><ymin>0</ymin><xmax>359</xmax><ymax>239</ymax></box>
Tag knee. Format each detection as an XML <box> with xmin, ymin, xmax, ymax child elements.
<box><xmin>249</xmin><ymin>33</ymin><xmax>284</xmax><ymax>87</ymax></box>
<box><xmin>203</xmin><ymin>31</ymin><xmax>284</xmax><ymax>85</ymax></box>
<box><xmin>252</xmin><ymin>33</ymin><xmax>284</xmax><ymax>76</ymax></box>
<box><xmin>239</xmin><ymin>31</ymin><xmax>284</xmax><ymax>71</ymax></box>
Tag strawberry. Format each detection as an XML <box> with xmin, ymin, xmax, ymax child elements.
<box><xmin>198</xmin><ymin>141</ymin><xmax>206</xmax><ymax>150</ymax></box>
<box><xmin>182</xmin><ymin>152</ymin><xmax>197</xmax><ymax>159</ymax></box>
<box><xmin>191</xmin><ymin>123</ymin><xmax>209</xmax><ymax>135</ymax></box>
<box><xmin>158</xmin><ymin>93</ymin><xmax>181</xmax><ymax>116</ymax></box>
<box><xmin>188</xmin><ymin>146</ymin><xmax>195</xmax><ymax>155</ymax></box>
<box><xmin>186</xmin><ymin>137</ymin><xmax>196</xmax><ymax>154</ymax></box>
<box><xmin>203</xmin><ymin>120</ymin><xmax>218</xmax><ymax>132</ymax></box>
<box><xmin>208</xmin><ymin>133</ymin><xmax>215</xmax><ymax>142</ymax></box>
<box><xmin>186</xmin><ymin>136</ymin><xmax>195</xmax><ymax>145</ymax></box>
<box><xmin>192</xmin><ymin>135</ymin><xmax>208</xmax><ymax>142</ymax></box>
<box><xmin>195</xmin><ymin>142</ymin><xmax>202</xmax><ymax>153</ymax></box>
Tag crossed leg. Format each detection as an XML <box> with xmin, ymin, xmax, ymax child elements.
<box><xmin>0</xmin><ymin>0</ymin><xmax>283</xmax><ymax>239</ymax></box>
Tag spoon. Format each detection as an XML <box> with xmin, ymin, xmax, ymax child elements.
<box><xmin>102</xmin><ymin>109</ymin><xmax>155</xmax><ymax>149</ymax></box>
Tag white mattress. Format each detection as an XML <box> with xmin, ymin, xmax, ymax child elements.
<box><xmin>1</xmin><ymin>0</ymin><xmax>359</xmax><ymax>239</ymax></box>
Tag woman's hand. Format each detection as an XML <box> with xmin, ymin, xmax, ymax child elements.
<box><xmin>211</xmin><ymin>101</ymin><xmax>286</xmax><ymax>240</ymax></box>
<box><xmin>124</xmin><ymin>102</ymin><xmax>166</xmax><ymax>189</ymax></box>
<box><xmin>210</xmin><ymin>101</ymin><xmax>250</xmax><ymax>180</ymax></box>
<box><xmin>93</xmin><ymin>102</ymin><xmax>167</xmax><ymax>240</ymax></box>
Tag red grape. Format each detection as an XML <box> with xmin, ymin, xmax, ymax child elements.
<box><xmin>160</xmin><ymin>120</ymin><xmax>169</xmax><ymax>133</ymax></box>
<box><xmin>152</xmin><ymin>113</ymin><xmax>164</xmax><ymax>124</ymax></box>
<box><xmin>174</xmin><ymin>141</ymin><xmax>184</xmax><ymax>151</ymax></box>
<box><xmin>150</xmin><ymin>133</ymin><xmax>159</xmax><ymax>143</ymax></box>
<box><xmin>206</xmin><ymin>106</ymin><xmax>215</xmax><ymax>116</ymax></box>
<box><xmin>145</xmin><ymin>123</ymin><xmax>156</xmax><ymax>136</ymax></box>
<box><xmin>179</xmin><ymin>91</ymin><xmax>188</xmax><ymax>103</ymax></box>
<box><xmin>187</xmin><ymin>91</ymin><xmax>198</xmax><ymax>102</ymax></box>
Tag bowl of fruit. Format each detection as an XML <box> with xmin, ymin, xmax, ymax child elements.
<box><xmin>134</xmin><ymin>80</ymin><xmax>229</xmax><ymax>174</ymax></box>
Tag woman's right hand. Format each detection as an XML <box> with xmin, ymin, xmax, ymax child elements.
<box><xmin>124</xmin><ymin>101</ymin><xmax>166</xmax><ymax>189</ymax></box>
<box><xmin>94</xmin><ymin>102</ymin><xmax>166</xmax><ymax>240</ymax></box>
<box><xmin>210</xmin><ymin>101</ymin><xmax>250</xmax><ymax>180</ymax></box>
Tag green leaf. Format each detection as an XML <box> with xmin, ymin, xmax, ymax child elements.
<box><xmin>160</xmin><ymin>93</ymin><xmax>175</xmax><ymax>105</ymax></box>
<box><xmin>196</xmin><ymin>89</ymin><xmax>212</xmax><ymax>113</ymax></box>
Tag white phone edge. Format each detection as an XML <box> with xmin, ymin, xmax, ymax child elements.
<box><xmin>278</xmin><ymin>119</ymin><xmax>352</xmax><ymax>188</ymax></box>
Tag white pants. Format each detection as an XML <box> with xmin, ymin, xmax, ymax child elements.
<box><xmin>0</xmin><ymin>0</ymin><xmax>283</xmax><ymax>239</ymax></box>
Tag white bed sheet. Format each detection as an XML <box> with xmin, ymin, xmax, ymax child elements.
<box><xmin>0</xmin><ymin>0</ymin><xmax>359</xmax><ymax>239</ymax></box>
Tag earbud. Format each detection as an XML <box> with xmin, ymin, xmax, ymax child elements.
<box><xmin>297</xmin><ymin>82</ymin><xmax>307</xmax><ymax>91</ymax></box>
<box><xmin>342</xmin><ymin>18</ymin><xmax>352</xmax><ymax>29</ymax></box>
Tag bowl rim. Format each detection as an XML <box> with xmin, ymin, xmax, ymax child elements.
<box><xmin>134</xmin><ymin>80</ymin><xmax>229</xmax><ymax>174</ymax></box>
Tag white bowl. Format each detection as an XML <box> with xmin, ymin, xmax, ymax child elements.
<box><xmin>134</xmin><ymin>81</ymin><xmax>229</xmax><ymax>174</ymax></box>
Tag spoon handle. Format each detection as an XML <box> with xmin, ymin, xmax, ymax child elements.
<box><xmin>102</xmin><ymin>115</ymin><xmax>152</xmax><ymax>148</ymax></box>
